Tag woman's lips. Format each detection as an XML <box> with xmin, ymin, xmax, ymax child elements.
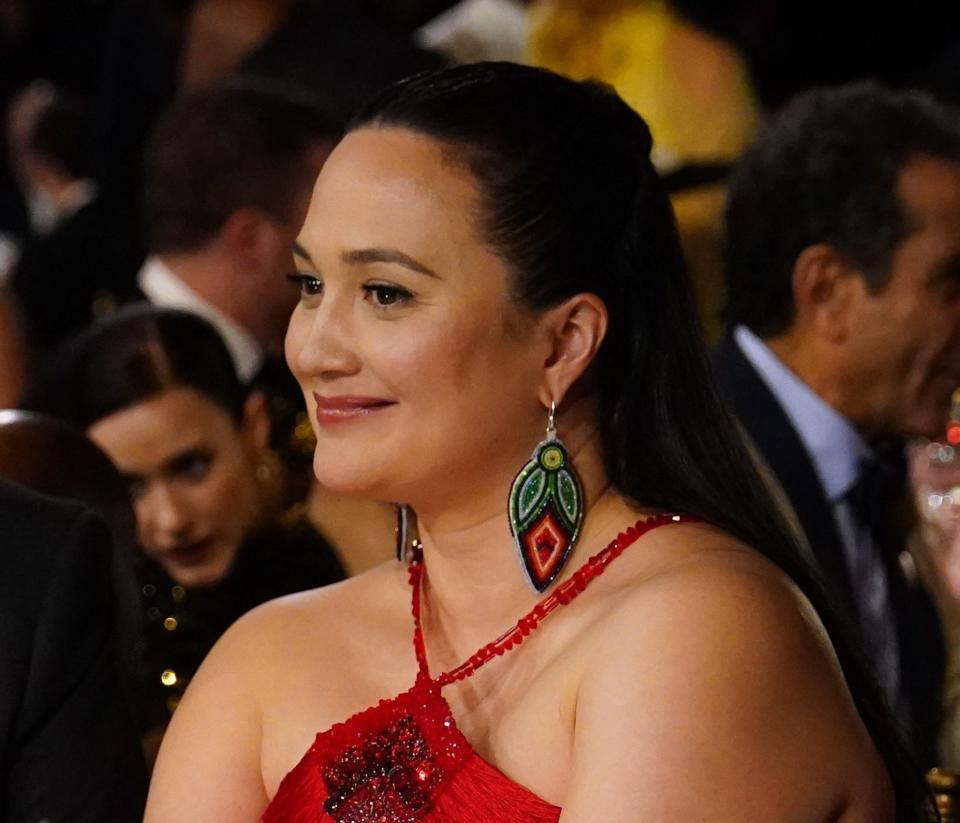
<box><xmin>313</xmin><ymin>394</ymin><xmax>395</xmax><ymax>425</ymax></box>
<box><xmin>163</xmin><ymin>537</ymin><xmax>214</xmax><ymax>567</ymax></box>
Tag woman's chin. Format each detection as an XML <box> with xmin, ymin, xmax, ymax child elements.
<box><xmin>312</xmin><ymin>456</ymin><xmax>389</xmax><ymax>499</ymax></box>
<box><xmin>156</xmin><ymin>543</ymin><xmax>238</xmax><ymax>589</ymax></box>
<box><xmin>165</xmin><ymin>561</ymin><xmax>229</xmax><ymax>589</ymax></box>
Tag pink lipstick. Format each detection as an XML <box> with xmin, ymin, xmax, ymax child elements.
<box><xmin>313</xmin><ymin>394</ymin><xmax>395</xmax><ymax>425</ymax></box>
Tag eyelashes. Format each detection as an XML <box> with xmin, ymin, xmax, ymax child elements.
<box><xmin>287</xmin><ymin>273</ymin><xmax>322</xmax><ymax>298</ymax></box>
<box><xmin>362</xmin><ymin>283</ymin><xmax>414</xmax><ymax>308</ymax></box>
<box><xmin>286</xmin><ymin>273</ymin><xmax>414</xmax><ymax>309</ymax></box>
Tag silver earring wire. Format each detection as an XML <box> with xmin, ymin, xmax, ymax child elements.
<box><xmin>546</xmin><ymin>400</ymin><xmax>557</xmax><ymax>439</ymax></box>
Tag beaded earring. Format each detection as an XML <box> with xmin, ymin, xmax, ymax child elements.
<box><xmin>508</xmin><ymin>401</ymin><xmax>584</xmax><ymax>592</ymax></box>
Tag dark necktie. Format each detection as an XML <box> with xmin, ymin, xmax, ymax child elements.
<box><xmin>846</xmin><ymin>446</ymin><xmax>907</xmax><ymax>548</ymax></box>
<box><xmin>842</xmin><ymin>444</ymin><xmax>907</xmax><ymax>717</ymax></box>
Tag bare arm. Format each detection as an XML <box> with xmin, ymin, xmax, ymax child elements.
<box><xmin>559</xmin><ymin>560</ymin><xmax>893</xmax><ymax>822</ymax></box>
<box><xmin>144</xmin><ymin>610</ymin><xmax>271</xmax><ymax>822</ymax></box>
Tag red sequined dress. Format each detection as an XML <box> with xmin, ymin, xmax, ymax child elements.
<box><xmin>263</xmin><ymin>514</ymin><xmax>692</xmax><ymax>823</ymax></box>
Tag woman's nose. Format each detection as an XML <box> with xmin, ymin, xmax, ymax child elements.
<box><xmin>286</xmin><ymin>294</ymin><xmax>363</xmax><ymax>381</ymax></box>
<box><xmin>142</xmin><ymin>484</ymin><xmax>194</xmax><ymax>548</ymax></box>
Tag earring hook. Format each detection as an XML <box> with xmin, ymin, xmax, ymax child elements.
<box><xmin>546</xmin><ymin>400</ymin><xmax>557</xmax><ymax>438</ymax></box>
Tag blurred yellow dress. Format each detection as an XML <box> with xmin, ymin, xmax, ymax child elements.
<box><xmin>527</xmin><ymin>0</ymin><xmax>759</xmax><ymax>340</ymax></box>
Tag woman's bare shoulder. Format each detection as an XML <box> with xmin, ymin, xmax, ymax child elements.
<box><xmin>562</xmin><ymin>522</ymin><xmax>892</xmax><ymax>821</ymax></box>
<box><xmin>210</xmin><ymin>559</ymin><xmax>410</xmax><ymax>677</ymax></box>
<box><xmin>255</xmin><ymin>558</ymin><xmax>404</xmax><ymax>616</ymax></box>
<box><xmin>596</xmin><ymin>520</ymin><xmax>840</xmax><ymax>688</ymax></box>
<box><xmin>610</xmin><ymin>520</ymin><xmax>815</xmax><ymax>617</ymax></box>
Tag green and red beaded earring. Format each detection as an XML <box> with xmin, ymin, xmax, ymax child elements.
<box><xmin>508</xmin><ymin>401</ymin><xmax>584</xmax><ymax>592</ymax></box>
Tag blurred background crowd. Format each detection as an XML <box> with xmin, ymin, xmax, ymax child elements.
<box><xmin>4</xmin><ymin>0</ymin><xmax>960</xmax><ymax>819</ymax></box>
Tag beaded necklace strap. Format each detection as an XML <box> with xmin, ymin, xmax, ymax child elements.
<box><xmin>409</xmin><ymin>513</ymin><xmax>696</xmax><ymax>688</ymax></box>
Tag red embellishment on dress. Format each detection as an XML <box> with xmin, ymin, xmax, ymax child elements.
<box><xmin>315</xmin><ymin>679</ymin><xmax>469</xmax><ymax>822</ymax></box>
<box><xmin>263</xmin><ymin>514</ymin><xmax>694</xmax><ymax>822</ymax></box>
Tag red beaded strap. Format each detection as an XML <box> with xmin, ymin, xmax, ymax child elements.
<box><xmin>409</xmin><ymin>513</ymin><xmax>696</xmax><ymax>688</ymax></box>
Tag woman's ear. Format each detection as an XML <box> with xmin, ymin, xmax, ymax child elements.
<box><xmin>241</xmin><ymin>391</ymin><xmax>272</xmax><ymax>451</ymax></box>
<box><xmin>537</xmin><ymin>293</ymin><xmax>608</xmax><ymax>408</ymax></box>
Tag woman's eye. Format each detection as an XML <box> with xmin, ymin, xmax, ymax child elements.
<box><xmin>170</xmin><ymin>452</ymin><xmax>213</xmax><ymax>484</ymax></box>
<box><xmin>182</xmin><ymin>456</ymin><xmax>211</xmax><ymax>481</ymax></box>
<box><xmin>286</xmin><ymin>273</ymin><xmax>323</xmax><ymax>298</ymax></box>
<box><xmin>364</xmin><ymin>283</ymin><xmax>413</xmax><ymax>308</ymax></box>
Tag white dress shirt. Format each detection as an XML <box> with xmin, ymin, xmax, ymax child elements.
<box><xmin>137</xmin><ymin>256</ymin><xmax>263</xmax><ymax>383</ymax></box>
<box><xmin>734</xmin><ymin>325</ymin><xmax>902</xmax><ymax>709</ymax></box>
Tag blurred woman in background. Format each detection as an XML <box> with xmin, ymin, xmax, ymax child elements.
<box><xmin>29</xmin><ymin>305</ymin><xmax>346</xmax><ymax>764</ymax></box>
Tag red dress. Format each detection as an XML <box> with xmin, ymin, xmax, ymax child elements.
<box><xmin>263</xmin><ymin>514</ymin><xmax>692</xmax><ymax>823</ymax></box>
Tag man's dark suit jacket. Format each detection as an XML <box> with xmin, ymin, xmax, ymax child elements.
<box><xmin>9</xmin><ymin>199</ymin><xmax>144</xmax><ymax>359</ymax></box>
<box><xmin>0</xmin><ymin>480</ymin><xmax>147</xmax><ymax>821</ymax></box>
<box><xmin>711</xmin><ymin>334</ymin><xmax>945</xmax><ymax>767</ymax></box>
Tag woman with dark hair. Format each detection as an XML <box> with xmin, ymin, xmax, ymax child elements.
<box><xmin>147</xmin><ymin>63</ymin><xmax>911</xmax><ymax>820</ymax></box>
<box><xmin>29</xmin><ymin>305</ymin><xmax>345</xmax><ymax>764</ymax></box>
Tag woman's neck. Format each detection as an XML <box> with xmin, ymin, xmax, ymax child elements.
<box><xmin>410</xmin><ymin>427</ymin><xmax>641</xmax><ymax>668</ymax></box>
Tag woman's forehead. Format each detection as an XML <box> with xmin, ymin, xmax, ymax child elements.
<box><xmin>306</xmin><ymin>129</ymin><xmax>478</xmax><ymax>231</ymax></box>
<box><xmin>299</xmin><ymin>127</ymin><xmax>492</xmax><ymax>265</ymax></box>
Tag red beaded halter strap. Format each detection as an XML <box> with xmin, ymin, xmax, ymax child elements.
<box><xmin>409</xmin><ymin>513</ymin><xmax>697</xmax><ymax>687</ymax></box>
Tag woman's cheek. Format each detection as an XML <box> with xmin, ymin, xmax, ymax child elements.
<box><xmin>284</xmin><ymin>307</ymin><xmax>308</xmax><ymax>378</ymax></box>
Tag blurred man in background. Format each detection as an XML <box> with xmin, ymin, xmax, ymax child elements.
<box><xmin>713</xmin><ymin>82</ymin><xmax>960</xmax><ymax>765</ymax></box>
<box><xmin>139</xmin><ymin>82</ymin><xmax>340</xmax><ymax>380</ymax></box>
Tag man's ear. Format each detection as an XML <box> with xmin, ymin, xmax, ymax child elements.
<box><xmin>536</xmin><ymin>293</ymin><xmax>608</xmax><ymax>408</ymax></box>
<box><xmin>219</xmin><ymin>207</ymin><xmax>272</xmax><ymax>263</ymax></box>
<box><xmin>241</xmin><ymin>390</ymin><xmax>271</xmax><ymax>451</ymax></box>
<box><xmin>791</xmin><ymin>243</ymin><xmax>862</xmax><ymax>343</ymax></box>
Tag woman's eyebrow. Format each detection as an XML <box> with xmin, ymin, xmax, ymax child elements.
<box><xmin>292</xmin><ymin>241</ymin><xmax>314</xmax><ymax>262</ymax></box>
<box><xmin>341</xmin><ymin>247</ymin><xmax>440</xmax><ymax>278</ymax></box>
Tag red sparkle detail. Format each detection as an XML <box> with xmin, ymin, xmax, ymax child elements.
<box><xmin>305</xmin><ymin>679</ymin><xmax>472</xmax><ymax>823</ymax></box>
<box><xmin>948</xmin><ymin>424</ymin><xmax>960</xmax><ymax>445</ymax></box>
<box><xmin>321</xmin><ymin>712</ymin><xmax>438</xmax><ymax>821</ymax></box>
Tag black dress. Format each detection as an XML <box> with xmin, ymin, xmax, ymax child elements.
<box><xmin>130</xmin><ymin>516</ymin><xmax>345</xmax><ymax>733</ymax></box>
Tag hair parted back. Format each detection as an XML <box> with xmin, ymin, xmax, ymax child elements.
<box><xmin>351</xmin><ymin>62</ymin><xmax>929</xmax><ymax>818</ymax></box>
<box><xmin>724</xmin><ymin>80</ymin><xmax>960</xmax><ymax>338</ymax></box>
<box><xmin>144</xmin><ymin>81</ymin><xmax>343</xmax><ymax>255</ymax></box>
<box><xmin>24</xmin><ymin>305</ymin><xmax>246</xmax><ymax>428</ymax></box>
